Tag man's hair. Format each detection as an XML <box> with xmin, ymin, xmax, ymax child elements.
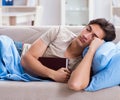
<box><xmin>88</xmin><ymin>18</ymin><xmax>116</xmax><ymax>42</ymax></box>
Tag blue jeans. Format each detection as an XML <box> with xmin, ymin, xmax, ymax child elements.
<box><xmin>14</xmin><ymin>41</ymin><xmax>23</xmax><ymax>56</ymax></box>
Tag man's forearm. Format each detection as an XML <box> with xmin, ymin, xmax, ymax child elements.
<box><xmin>68</xmin><ymin>48</ymin><xmax>95</xmax><ymax>91</ymax></box>
<box><xmin>21</xmin><ymin>51</ymin><xmax>56</xmax><ymax>78</ymax></box>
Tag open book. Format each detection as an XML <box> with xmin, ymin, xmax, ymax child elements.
<box><xmin>38</xmin><ymin>57</ymin><xmax>69</xmax><ymax>70</ymax></box>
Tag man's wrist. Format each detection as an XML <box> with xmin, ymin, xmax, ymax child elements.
<box><xmin>46</xmin><ymin>68</ymin><xmax>56</xmax><ymax>80</ymax></box>
<box><xmin>87</xmin><ymin>47</ymin><xmax>96</xmax><ymax>56</ymax></box>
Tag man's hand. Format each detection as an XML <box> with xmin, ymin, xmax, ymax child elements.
<box><xmin>89</xmin><ymin>37</ymin><xmax>104</xmax><ymax>53</ymax></box>
<box><xmin>51</xmin><ymin>68</ymin><xmax>71</xmax><ymax>83</ymax></box>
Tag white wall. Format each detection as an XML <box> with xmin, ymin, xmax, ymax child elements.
<box><xmin>40</xmin><ymin>0</ymin><xmax>61</xmax><ymax>25</ymax></box>
<box><xmin>90</xmin><ymin>0</ymin><xmax>111</xmax><ymax>20</ymax></box>
<box><xmin>40</xmin><ymin>0</ymin><xmax>111</xmax><ymax>25</ymax></box>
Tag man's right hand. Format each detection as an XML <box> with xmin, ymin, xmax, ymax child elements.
<box><xmin>89</xmin><ymin>37</ymin><xmax>104</xmax><ymax>53</ymax></box>
<box><xmin>51</xmin><ymin>68</ymin><xmax>71</xmax><ymax>83</ymax></box>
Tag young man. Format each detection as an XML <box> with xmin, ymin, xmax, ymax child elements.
<box><xmin>20</xmin><ymin>18</ymin><xmax>116</xmax><ymax>91</ymax></box>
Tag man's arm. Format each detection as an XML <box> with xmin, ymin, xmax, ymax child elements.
<box><xmin>21</xmin><ymin>38</ymin><xmax>70</xmax><ymax>83</ymax></box>
<box><xmin>68</xmin><ymin>37</ymin><xmax>104</xmax><ymax>91</ymax></box>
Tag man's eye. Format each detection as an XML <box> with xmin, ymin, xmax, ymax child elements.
<box><xmin>86</xmin><ymin>27</ymin><xmax>91</xmax><ymax>32</ymax></box>
<box><xmin>92</xmin><ymin>34</ymin><xmax>98</xmax><ymax>38</ymax></box>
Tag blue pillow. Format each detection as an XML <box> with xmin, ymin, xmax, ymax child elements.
<box><xmin>82</xmin><ymin>42</ymin><xmax>120</xmax><ymax>91</ymax></box>
<box><xmin>85</xmin><ymin>53</ymin><xmax>120</xmax><ymax>91</ymax></box>
<box><xmin>82</xmin><ymin>42</ymin><xmax>116</xmax><ymax>74</ymax></box>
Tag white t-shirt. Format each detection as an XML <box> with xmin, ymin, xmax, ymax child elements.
<box><xmin>22</xmin><ymin>27</ymin><xmax>82</xmax><ymax>71</ymax></box>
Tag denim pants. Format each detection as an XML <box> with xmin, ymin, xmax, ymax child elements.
<box><xmin>14</xmin><ymin>41</ymin><xmax>23</xmax><ymax>56</ymax></box>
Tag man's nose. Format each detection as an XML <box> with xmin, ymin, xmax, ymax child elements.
<box><xmin>83</xmin><ymin>32</ymin><xmax>92</xmax><ymax>39</ymax></box>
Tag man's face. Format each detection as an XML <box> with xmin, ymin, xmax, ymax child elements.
<box><xmin>76</xmin><ymin>24</ymin><xmax>105</xmax><ymax>48</ymax></box>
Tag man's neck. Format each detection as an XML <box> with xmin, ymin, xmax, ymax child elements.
<box><xmin>65</xmin><ymin>41</ymin><xmax>84</xmax><ymax>58</ymax></box>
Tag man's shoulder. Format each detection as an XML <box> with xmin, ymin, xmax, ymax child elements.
<box><xmin>58</xmin><ymin>26</ymin><xmax>77</xmax><ymax>37</ymax></box>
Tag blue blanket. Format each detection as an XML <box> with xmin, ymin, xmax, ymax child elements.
<box><xmin>0</xmin><ymin>35</ymin><xmax>43</xmax><ymax>81</ymax></box>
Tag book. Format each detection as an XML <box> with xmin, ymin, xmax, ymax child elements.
<box><xmin>38</xmin><ymin>57</ymin><xmax>69</xmax><ymax>70</ymax></box>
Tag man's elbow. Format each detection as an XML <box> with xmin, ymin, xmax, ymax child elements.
<box><xmin>20</xmin><ymin>55</ymin><xmax>26</xmax><ymax>67</ymax></box>
<box><xmin>20</xmin><ymin>53</ymin><xmax>28</xmax><ymax>68</ymax></box>
<box><xmin>68</xmin><ymin>81</ymin><xmax>88</xmax><ymax>91</ymax></box>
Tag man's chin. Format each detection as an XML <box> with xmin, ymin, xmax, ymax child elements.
<box><xmin>76</xmin><ymin>38</ymin><xmax>87</xmax><ymax>47</ymax></box>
